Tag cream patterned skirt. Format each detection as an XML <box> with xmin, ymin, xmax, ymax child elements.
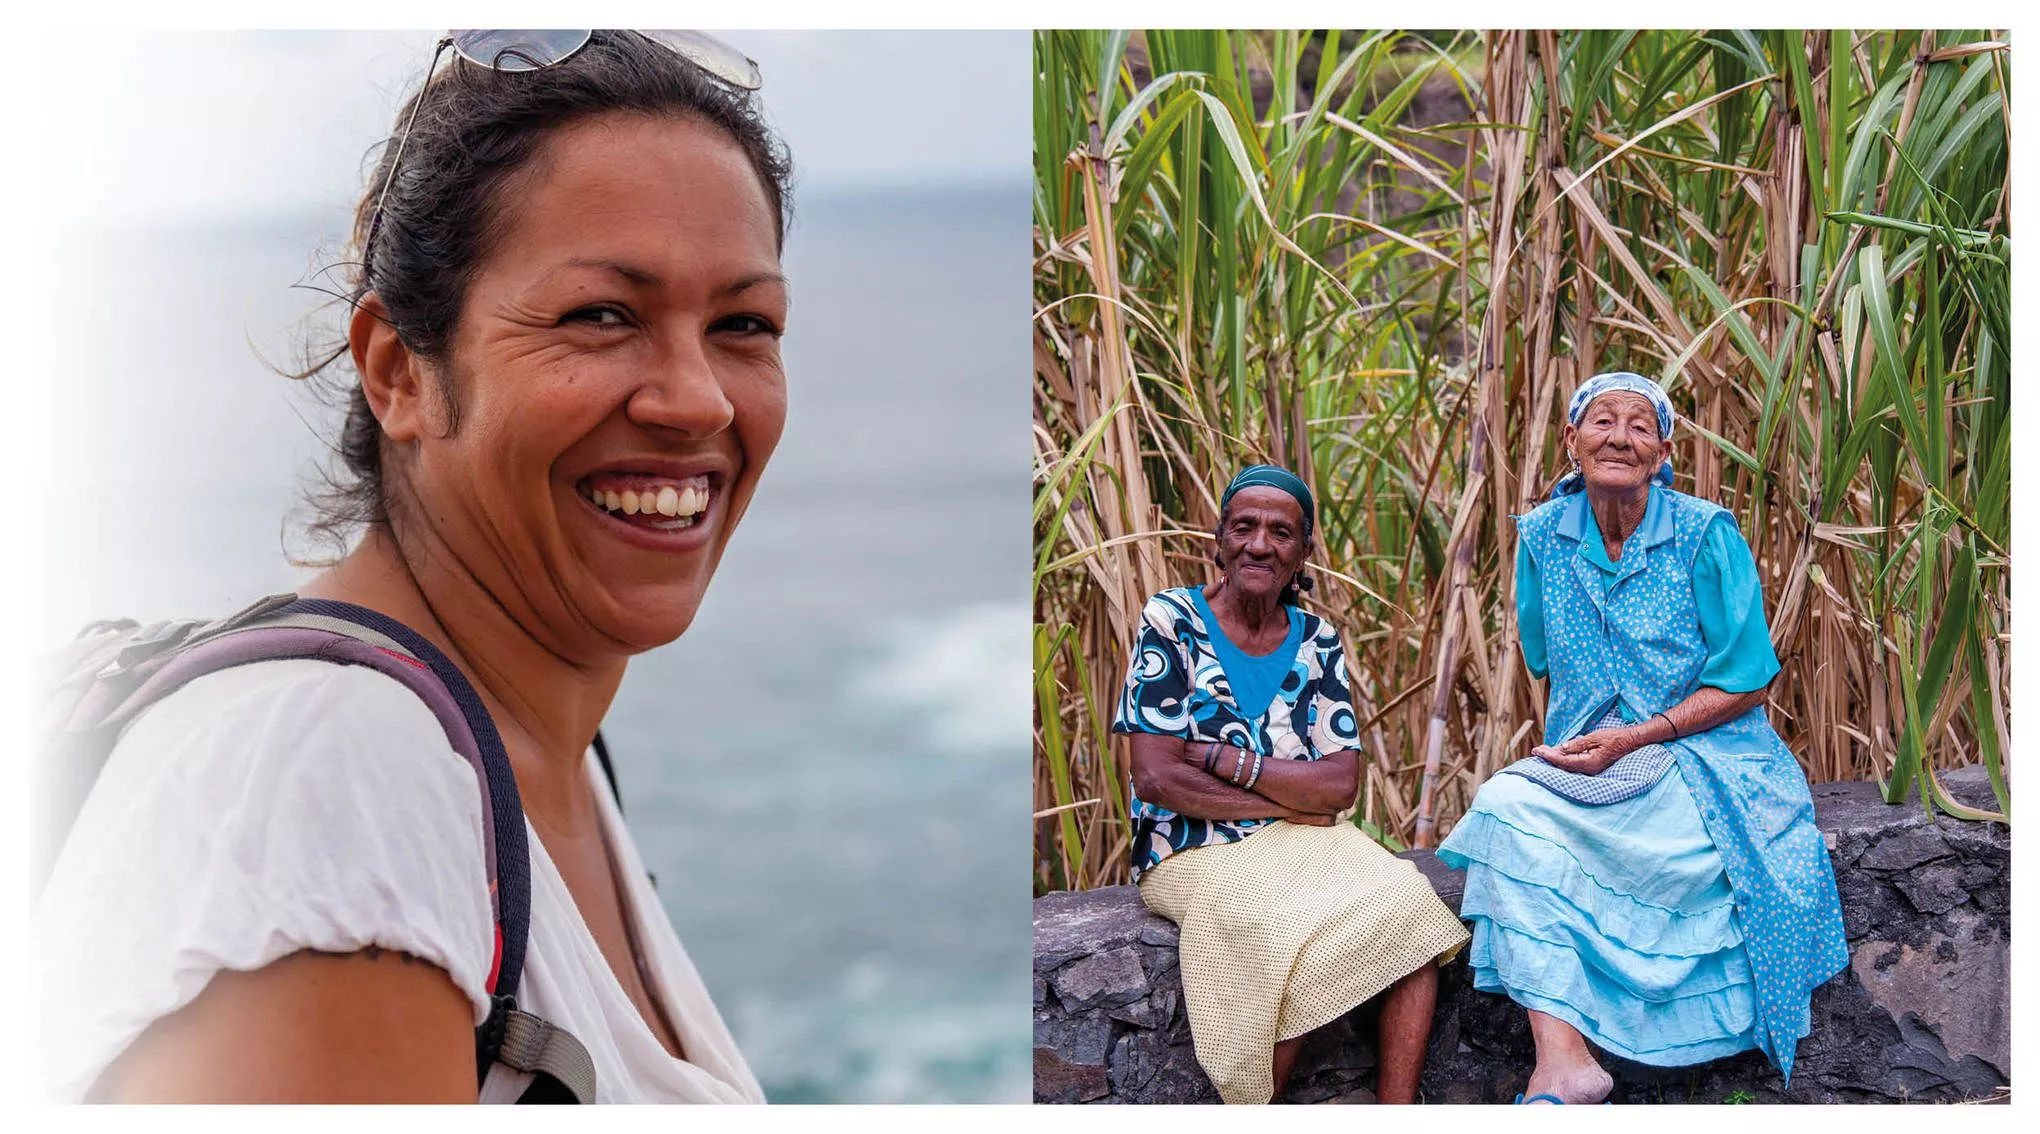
<box><xmin>1137</xmin><ymin>820</ymin><xmax>1469</xmax><ymax>1103</ymax></box>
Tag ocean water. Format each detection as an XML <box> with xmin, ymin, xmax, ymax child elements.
<box><xmin>43</xmin><ymin>185</ymin><xmax>1032</xmax><ymax>1103</ymax></box>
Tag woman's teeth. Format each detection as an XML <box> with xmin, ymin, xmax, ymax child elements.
<box><xmin>580</xmin><ymin>478</ymin><xmax>711</xmax><ymax>528</ymax></box>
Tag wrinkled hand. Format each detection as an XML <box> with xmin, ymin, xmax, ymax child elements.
<box><xmin>1530</xmin><ymin>726</ymin><xmax>1639</xmax><ymax>776</ymax></box>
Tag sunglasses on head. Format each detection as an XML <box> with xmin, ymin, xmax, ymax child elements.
<box><xmin>362</xmin><ymin>30</ymin><xmax>763</xmax><ymax>280</ymax></box>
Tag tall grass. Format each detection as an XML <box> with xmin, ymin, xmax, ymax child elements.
<box><xmin>1033</xmin><ymin>30</ymin><xmax>2010</xmax><ymax>892</ymax></box>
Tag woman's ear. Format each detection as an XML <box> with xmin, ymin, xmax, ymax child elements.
<box><xmin>349</xmin><ymin>296</ymin><xmax>436</xmax><ymax>445</ymax></box>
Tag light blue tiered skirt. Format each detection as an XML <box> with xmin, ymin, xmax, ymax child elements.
<box><xmin>1436</xmin><ymin>763</ymin><xmax>1760</xmax><ymax>1066</ymax></box>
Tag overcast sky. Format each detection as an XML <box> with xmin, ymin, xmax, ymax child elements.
<box><xmin>47</xmin><ymin>30</ymin><xmax>1029</xmax><ymax>226</ymax></box>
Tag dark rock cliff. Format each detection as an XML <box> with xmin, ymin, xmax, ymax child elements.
<box><xmin>1034</xmin><ymin>765</ymin><xmax>2008</xmax><ymax>1104</ymax></box>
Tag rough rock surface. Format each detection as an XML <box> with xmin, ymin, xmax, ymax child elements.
<box><xmin>1034</xmin><ymin>766</ymin><xmax>2008</xmax><ymax>1104</ymax></box>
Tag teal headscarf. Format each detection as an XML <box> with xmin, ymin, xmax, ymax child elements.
<box><xmin>1220</xmin><ymin>465</ymin><xmax>1315</xmax><ymax>537</ymax></box>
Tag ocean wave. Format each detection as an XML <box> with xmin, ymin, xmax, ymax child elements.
<box><xmin>729</xmin><ymin>976</ymin><xmax>1031</xmax><ymax>1104</ymax></box>
<box><xmin>851</xmin><ymin>600</ymin><xmax>1029</xmax><ymax>756</ymax></box>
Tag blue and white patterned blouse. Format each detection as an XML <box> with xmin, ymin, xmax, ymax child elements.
<box><xmin>1111</xmin><ymin>588</ymin><xmax>1361</xmax><ymax>881</ymax></box>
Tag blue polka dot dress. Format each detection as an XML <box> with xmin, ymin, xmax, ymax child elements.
<box><xmin>1436</xmin><ymin>485</ymin><xmax>1848</xmax><ymax>1080</ymax></box>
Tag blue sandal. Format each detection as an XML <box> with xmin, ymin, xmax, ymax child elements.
<box><xmin>1513</xmin><ymin>1093</ymin><xmax>1567</xmax><ymax>1104</ymax></box>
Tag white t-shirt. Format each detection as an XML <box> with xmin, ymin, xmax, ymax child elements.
<box><xmin>36</xmin><ymin>659</ymin><xmax>764</xmax><ymax>1104</ymax></box>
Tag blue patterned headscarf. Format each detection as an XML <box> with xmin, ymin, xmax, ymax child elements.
<box><xmin>1553</xmin><ymin>371</ymin><xmax>1677</xmax><ymax>498</ymax></box>
<box><xmin>1221</xmin><ymin>464</ymin><xmax>1315</xmax><ymax>537</ymax></box>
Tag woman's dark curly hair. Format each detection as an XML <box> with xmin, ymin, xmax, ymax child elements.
<box><xmin>287</xmin><ymin>31</ymin><xmax>793</xmax><ymax>562</ymax></box>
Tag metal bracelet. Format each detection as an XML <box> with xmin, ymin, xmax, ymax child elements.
<box><xmin>1243</xmin><ymin>751</ymin><xmax>1265</xmax><ymax>792</ymax></box>
<box><xmin>1201</xmin><ymin>741</ymin><xmax>1219</xmax><ymax>775</ymax></box>
<box><xmin>1229</xmin><ymin>748</ymin><xmax>1249</xmax><ymax>786</ymax></box>
<box><xmin>1654</xmin><ymin>711</ymin><xmax>1679</xmax><ymax>741</ymax></box>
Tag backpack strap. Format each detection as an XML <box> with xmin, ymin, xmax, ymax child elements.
<box><xmin>67</xmin><ymin>594</ymin><xmax>598</xmax><ymax>1103</ymax></box>
<box><xmin>480</xmin><ymin>1008</ymin><xmax>601</xmax><ymax>1104</ymax></box>
<box><xmin>240</xmin><ymin>598</ymin><xmax>600</xmax><ymax>1104</ymax></box>
<box><xmin>251</xmin><ymin>600</ymin><xmax>535</xmax><ymax>1002</ymax></box>
<box><xmin>591</xmin><ymin>729</ymin><xmax>622</xmax><ymax>817</ymax></box>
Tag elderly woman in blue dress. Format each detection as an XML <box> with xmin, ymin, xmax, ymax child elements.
<box><xmin>1437</xmin><ymin>372</ymin><xmax>1848</xmax><ymax>1104</ymax></box>
<box><xmin>1113</xmin><ymin>466</ymin><xmax>1469</xmax><ymax>1104</ymax></box>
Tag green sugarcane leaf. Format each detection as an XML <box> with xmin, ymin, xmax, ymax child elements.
<box><xmin>1962</xmin><ymin>617</ymin><xmax>2010</xmax><ymax>818</ymax></box>
<box><xmin>1917</xmin><ymin>544</ymin><xmax>1972</xmax><ymax>711</ymax></box>
<box><xmin>1094</xmin><ymin>30</ymin><xmax>1133</xmax><ymax>126</ymax></box>
<box><xmin>1856</xmin><ymin>245</ymin><xmax>1932</xmax><ymax>484</ymax></box>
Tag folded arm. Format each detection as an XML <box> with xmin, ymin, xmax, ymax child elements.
<box><xmin>1193</xmin><ymin>740</ymin><xmax>1359</xmax><ymax>815</ymax></box>
<box><xmin>1127</xmin><ymin>733</ymin><xmax>1355</xmax><ymax>823</ymax></box>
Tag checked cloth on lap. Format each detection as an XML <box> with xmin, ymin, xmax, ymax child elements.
<box><xmin>1500</xmin><ymin>708</ymin><xmax>1676</xmax><ymax>806</ymax></box>
<box><xmin>1137</xmin><ymin>820</ymin><xmax>1468</xmax><ymax>1104</ymax></box>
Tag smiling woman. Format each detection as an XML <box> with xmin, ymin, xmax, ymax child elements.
<box><xmin>1438</xmin><ymin>371</ymin><xmax>1848</xmax><ymax>1102</ymax></box>
<box><xmin>1112</xmin><ymin>464</ymin><xmax>1469</xmax><ymax>1104</ymax></box>
<box><xmin>36</xmin><ymin>31</ymin><xmax>793</xmax><ymax>1103</ymax></box>
<box><xmin>335</xmin><ymin>108</ymin><xmax>790</xmax><ymax>655</ymax></box>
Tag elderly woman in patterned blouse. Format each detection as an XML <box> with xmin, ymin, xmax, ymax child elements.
<box><xmin>1112</xmin><ymin>465</ymin><xmax>1468</xmax><ymax>1104</ymax></box>
<box><xmin>1437</xmin><ymin>372</ymin><xmax>1848</xmax><ymax>1104</ymax></box>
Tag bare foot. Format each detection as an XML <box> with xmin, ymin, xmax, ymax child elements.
<box><xmin>1522</xmin><ymin>1062</ymin><xmax>1613</xmax><ymax>1104</ymax></box>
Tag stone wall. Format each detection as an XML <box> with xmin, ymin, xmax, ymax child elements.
<box><xmin>1034</xmin><ymin>765</ymin><xmax>2008</xmax><ymax>1104</ymax></box>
